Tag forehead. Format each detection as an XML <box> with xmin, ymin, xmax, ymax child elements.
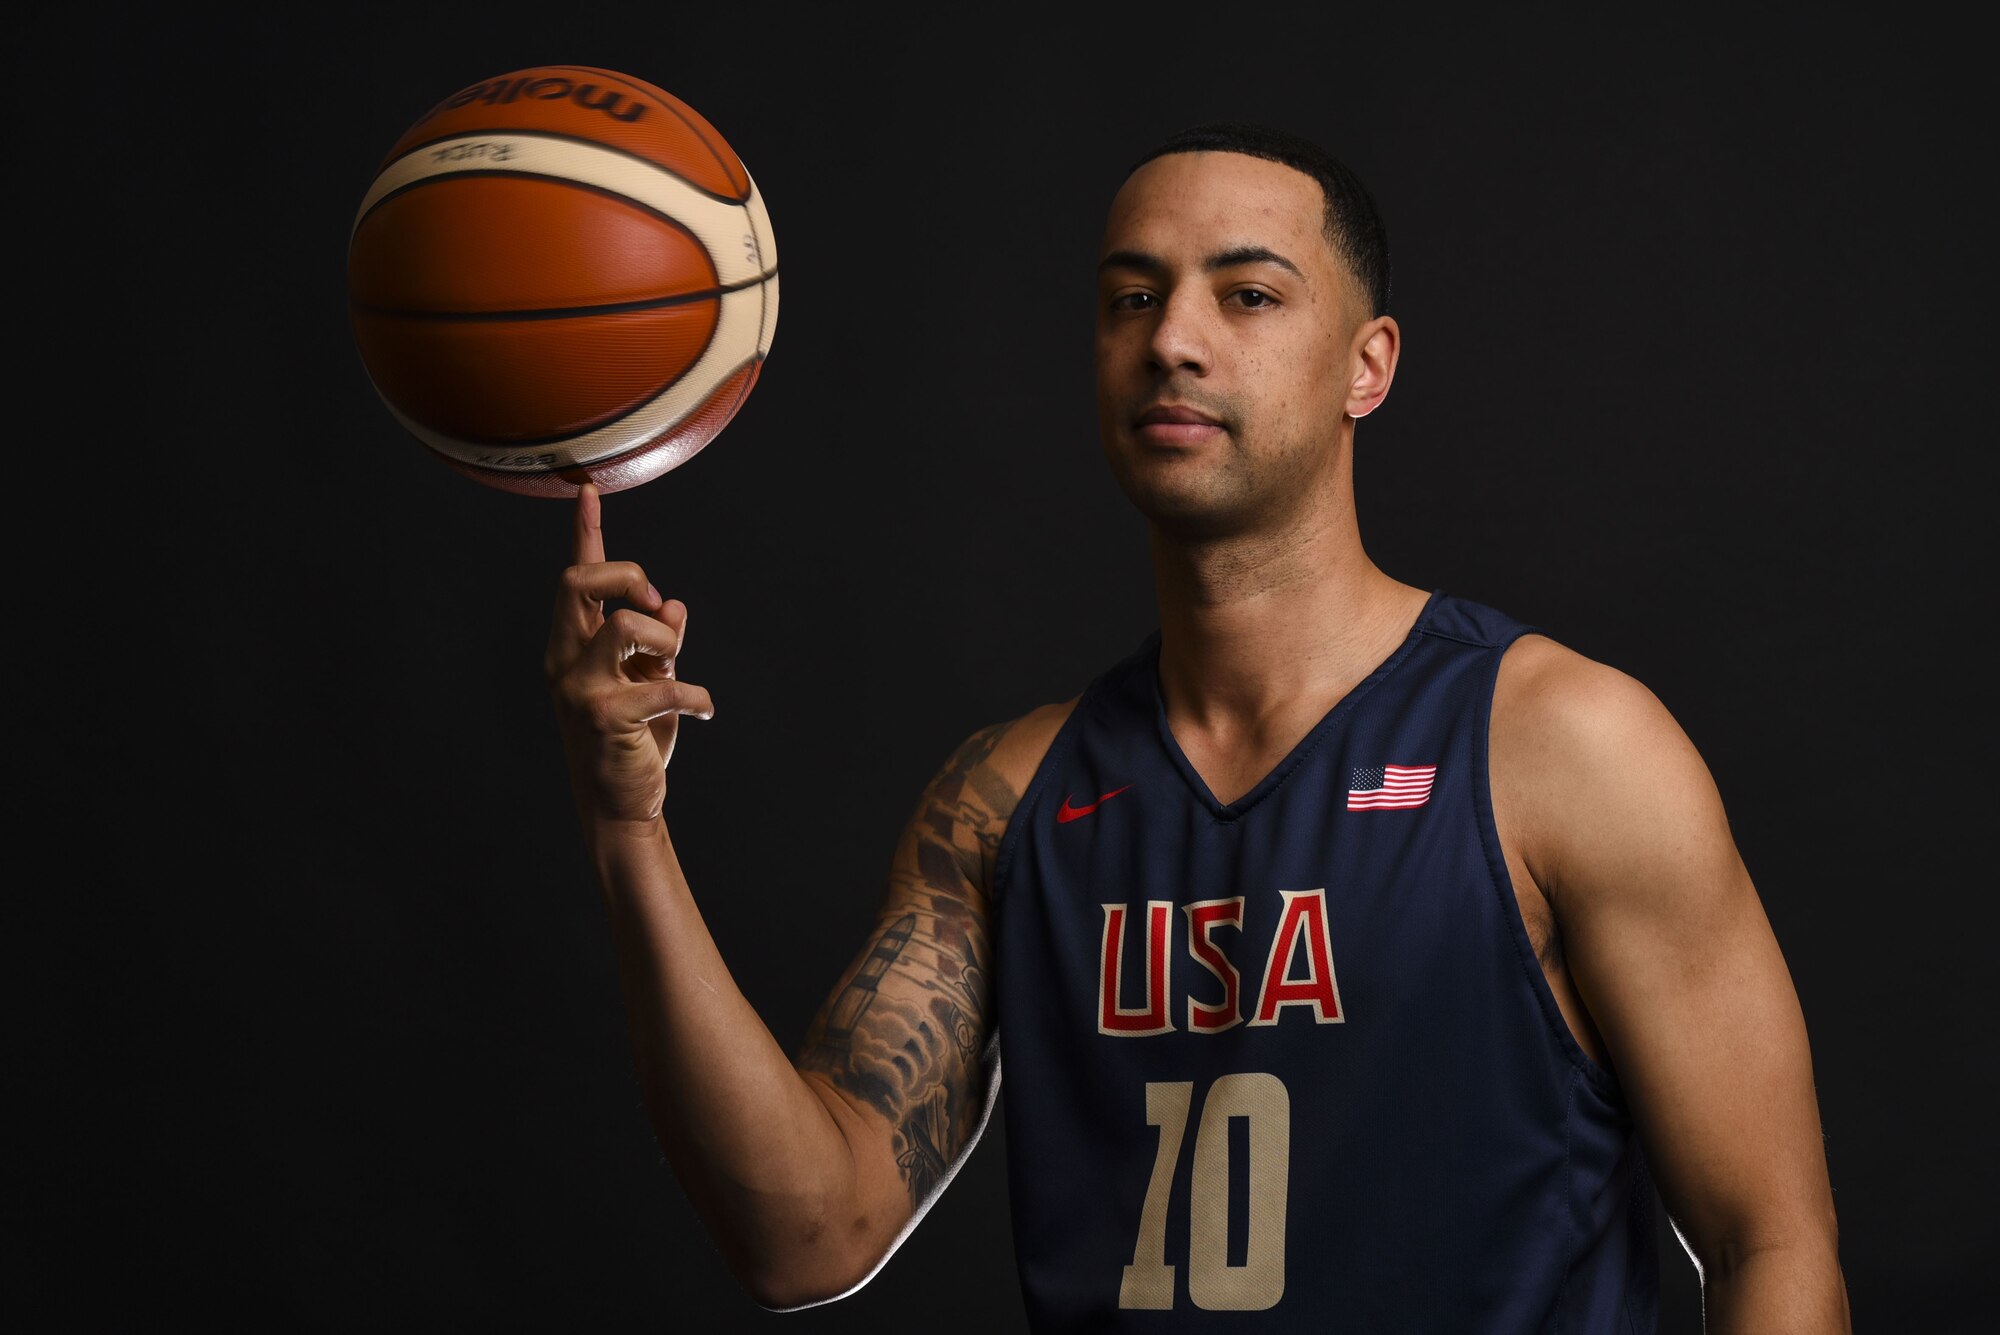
<box><xmin>1102</xmin><ymin>150</ymin><xmax>1331</xmax><ymax>270</ymax></box>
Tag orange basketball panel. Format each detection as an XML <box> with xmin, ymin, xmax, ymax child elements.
<box><xmin>348</xmin><ymin>175</ymin><xmax>719</xmax><ymax>314</ymax></box>
<box><xmin>351</xmin><ymin>301</ymin><xmax>721</xmax><ymax>443</ymax></box>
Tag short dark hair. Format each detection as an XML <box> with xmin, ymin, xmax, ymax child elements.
<box><xmin>1128</xmin><ymin>122</ymin><xmax>1392</xmax><ymax>318</ymax></box>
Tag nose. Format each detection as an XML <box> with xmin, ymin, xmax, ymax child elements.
<box><xmin>1145</xmin><ymin>289</ymin><xmax>1211</xmax><ymax>377</ymax></box>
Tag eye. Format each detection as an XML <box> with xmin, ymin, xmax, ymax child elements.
<box><xmin>1226</xmin><ymin>288</ymin><xmax>1277</xmax><ymax>309</ymax></box>
<box><xmin>1109</xmin><ymin>291</ymin><xmax>1159</xmax><ymax>312</ymax></box>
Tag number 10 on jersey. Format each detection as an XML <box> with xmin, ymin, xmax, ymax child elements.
<box><xmin>1120</xmin><ymin>1071</ymin><xmax>1291</xmax><ymax>1311</ymax></box>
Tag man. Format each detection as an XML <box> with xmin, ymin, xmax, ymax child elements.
<box><xmin>543</xmin><ymin>122</ymin><xmax>1850</xmax><ymax>1331</ymax></box>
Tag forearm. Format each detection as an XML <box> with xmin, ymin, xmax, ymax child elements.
<box><xmin>587</xmin><ymin>815</ymin><xmax>861</xmax><ymax>1298</ymax></box>
<box><xmin>1702</xmin><ymin>1240</ymin><xmax>1851</xmax><ymax>1335</ymax></box>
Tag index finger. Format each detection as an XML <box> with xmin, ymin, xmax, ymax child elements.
<box><xmin>573</xmin><ymin>481</ymin><xmax>606</xmax><ymax>566</ymax></box>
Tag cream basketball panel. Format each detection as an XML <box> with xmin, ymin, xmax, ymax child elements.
<box><xmin>743</xmin><ymin>171</ymin><xmax>779</xmax><ymax>355</ymax></box>
<box><xmin>354</xmin><ymin>134</ymin><xmax>773</xmax><ymax>290</ymax></box>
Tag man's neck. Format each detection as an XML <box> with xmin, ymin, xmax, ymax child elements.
<box><xmin>1150</xmin><ymin>516</ymin><xmax>1427</xmax><ymax>742</ymax></box>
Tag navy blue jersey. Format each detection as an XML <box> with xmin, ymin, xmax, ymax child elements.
<box><xmin>990</xmin><ymin>590</ymin><xmax>1659</xmax><ymax>1332</ymax></box>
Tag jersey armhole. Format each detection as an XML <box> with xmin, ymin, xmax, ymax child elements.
<box><xmin>1473</xmin><ymin>626</ymin><xmax>1626</xmax><ymax>1099</ymax></box>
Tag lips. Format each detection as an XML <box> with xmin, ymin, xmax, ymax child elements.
<box><xmin>1133</xmin><ymin>403</ymin><xmax>1225</xmax><ymax>447</ymax></box>
<box><xmin>1135</xmin><ymin>404</ymin><xmax>1221</xmax><ymax>426</ymax></box>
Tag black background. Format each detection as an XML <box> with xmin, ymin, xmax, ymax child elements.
<box><xmin>34</xmin><ymin>4</ymin><xmax>1992</xmax><ymax>1330</ymax></box>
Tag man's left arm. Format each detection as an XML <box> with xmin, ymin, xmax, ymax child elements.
<box><xmin>1495</xmin><ymin>640</ymin><xmax>1851</xmax><ymax>1333</ymax></box>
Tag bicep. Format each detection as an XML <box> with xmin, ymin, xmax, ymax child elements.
<box><xmin>1524</xmin><ymin>667</ymin><xmax>1839</xmax><ymax>1270</ymax></box>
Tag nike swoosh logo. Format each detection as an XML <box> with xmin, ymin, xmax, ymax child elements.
<box><xmin>1057</xmin><ymin>784</ymin><xmax>1134</xmax><ymax>824</ymax></box>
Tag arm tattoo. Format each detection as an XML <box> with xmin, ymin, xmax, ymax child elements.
<box><xmin>798</xmin><ymin>721</ymin><xmax>1020</xmax><ymax>1207</ymax></box>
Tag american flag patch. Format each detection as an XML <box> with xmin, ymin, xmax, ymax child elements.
<box><xmin>1347</xmin><ymin>763</ymin><xmax>1437</xmax><ymax>810</ymax></box>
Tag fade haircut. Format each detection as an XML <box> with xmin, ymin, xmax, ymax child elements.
<box><xmin>1127</xmin><ymin>122</ymin><xmax>1392</xmax><ymax>318</ymax></box>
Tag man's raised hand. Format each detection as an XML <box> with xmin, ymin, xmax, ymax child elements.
<box><xmin>545</xmin><ymin>482</ymin><xmax>714</xmax><ymax>827</ymax></box>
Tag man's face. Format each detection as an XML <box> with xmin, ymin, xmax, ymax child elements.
<box><xmin>1095</xmin><ymin>150</ymin><xmax>1361</xmax><ymax>543</ymax></box>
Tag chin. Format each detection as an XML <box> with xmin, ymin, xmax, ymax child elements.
<box><xmin>1113</xmin><ymin>475</ymin><xmax>1253</xmax><ymax>544</ymax></box>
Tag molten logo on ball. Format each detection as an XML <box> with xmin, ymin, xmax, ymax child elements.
<box><xmin>427</xmin><ymin>75</ymin><xmax>650</xmax><ymax>124</ymax></box>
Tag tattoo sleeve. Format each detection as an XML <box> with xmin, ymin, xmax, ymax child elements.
<box><xmin>796</xmin><ymin>720</ymin><xmax>1020</xmax><ymax>1208</ymax></box>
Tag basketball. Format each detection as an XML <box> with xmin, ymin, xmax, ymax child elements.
<box><xmin>347</xmin><ymin>66</ymin><xmax>778</xmax><ymax>497</ymax></box>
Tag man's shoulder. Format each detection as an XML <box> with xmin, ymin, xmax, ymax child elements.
<box><xmin>1492</xmin><ymin>633</ymin><xmax>1682</xmax><ymax>754</ymax></box>
<box><xmin>909</xmin><ymin>697</ymin><xmax>1082</xmax><ymax>903</ymax></box>
<box><xmin>976</xmin><ymin>695</ymin><xmax>1083</xmax><ymax>811</ymax></box>
<box><xmin>1491</xmin><ymin>633</ymin><xmax>1724</xmax><ymax>895</ymax></box>
<box><xmin>917</xmin><ymin>696</ymin><xmax>1082</xmax><ymax>821</ymax></box>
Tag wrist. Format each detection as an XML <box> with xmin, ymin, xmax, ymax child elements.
<box><xmin>583</xmin><ymin>812</ymin><xmax>677</xmax><ymax>905</ymax></box>
<box><xmin>583</xmin><ymin>811</ymin><xmax>668</xmax><ymax>847</ymax></box>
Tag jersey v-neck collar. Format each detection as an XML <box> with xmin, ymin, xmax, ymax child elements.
<box><xmin>1145</xmin><ymin>588</ymin><xmax>1446</xmax><ymax>822</ymax></box>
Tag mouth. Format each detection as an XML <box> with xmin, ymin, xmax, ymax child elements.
<box><xmin>1133</xmin><ymin>403</ymin><xmax>1224</xmax><ymax>447</ymax></box>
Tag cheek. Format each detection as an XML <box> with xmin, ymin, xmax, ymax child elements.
<box><xmin>1295</xmin><ymin>334</ymin><xmax>1350</xmax><ymax>408</ymax></box>
<box><xmin>1094</xmin><ymin>341</ymin><xmax>1125</xmax><ymax>429</ymax></box>
<box><xmin>1095</xmin><ymin>320</ymin><xmax>1136</xmax><ymax>360</ymax></box>
<box><xmin>1094</xmin><ymin>329</ymin><xmax>1142</xmax><ymax>394</ymax></box>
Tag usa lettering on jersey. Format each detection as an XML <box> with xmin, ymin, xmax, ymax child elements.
<box><xmin>1098</xmin><ymin>888</ymin><xmax>1345</xmax><ymax>1036</ymax></box>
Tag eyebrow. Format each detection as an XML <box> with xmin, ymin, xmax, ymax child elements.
<box><xmin>1097</xmin><ymin>245</ymin><xmax>1306</xmax><ymax>280</ymax></box>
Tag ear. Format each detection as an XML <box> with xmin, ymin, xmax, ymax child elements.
<box><xmin>1346</xmin><ymin>315</ymin><xmax>1401</xmax><ymax>420</ymax></box>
